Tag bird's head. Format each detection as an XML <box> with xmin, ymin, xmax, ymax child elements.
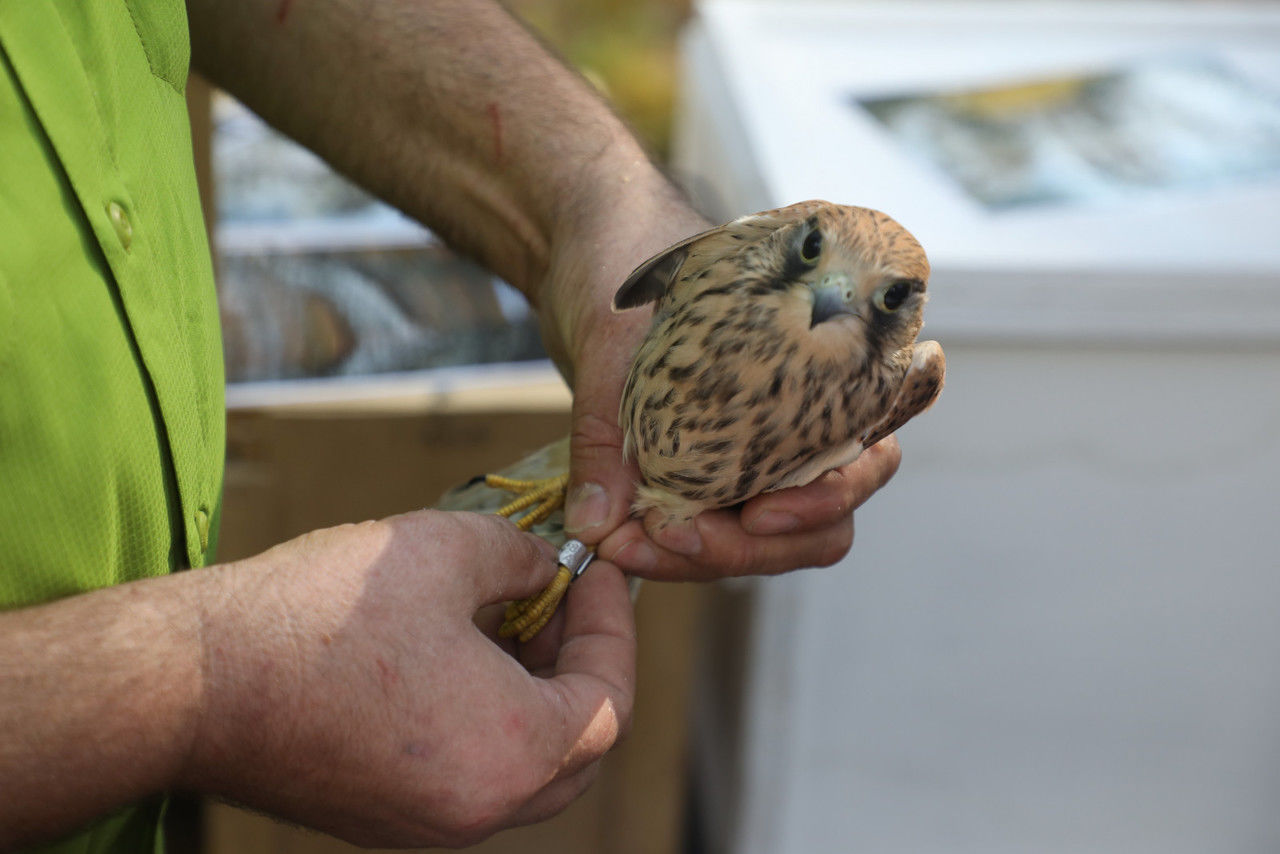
<box><xmin>783</xmin><ymin>205</ymin><xmax>930</xmax><ymax>362</ymax></box>
<box><xmin>612</xmin><ymin>201</ymin><xmax>931</xmax><ymax>367</ymax></box>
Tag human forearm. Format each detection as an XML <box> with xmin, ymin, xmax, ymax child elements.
<box><xmin>1</xmin><ymin>513</ymin><xmax>635</xmax><ymax>849</ymax></box>
<box><xmin>0</xmin><ymin>573</ymin><xmax>204</xmax><ymax>849</ymax></box>
<box><xmin>181</xmin><ymin>0</ymin><xmax>898</xmax><ymax>589</ymax></box>
<box><xmin>186</xmin><ymin>0</ymin><xmax>694</xmax><ymax>310</ymax></box>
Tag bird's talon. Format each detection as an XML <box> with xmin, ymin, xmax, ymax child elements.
<box><xmin>489</xmin><ymin>473</ymin><xmax>570</xmax><ymax>532</ymax></box>
<box><xmin>499</xmin><ymin>566</ymin><xmax>572</xmax><ymax>641</ymax></box>
<box><xmin>485</xmin><ymin>473</ymin><xmax>576</xmax><ymax>640</ymax></box>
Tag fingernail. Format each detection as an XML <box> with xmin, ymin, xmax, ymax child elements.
<box><xmin>611</xmin><ymin>539</ymin><xmax>657</xmax><ymax>572</ymax></box>
<box><xmin>746</xmin><ymin>510</ymin><xmax>800</xmax><ymax>535</ymax></box>
<box><xmin>653</xmin><ymin>519</ymin><xmax>702</xmax><ymax>556</ymax></box>
<box><xmin>565</xmin><ymin>482</ymin><xmax>609</xmax><ymax>536</ymax></box>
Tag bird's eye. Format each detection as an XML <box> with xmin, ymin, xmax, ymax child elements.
<box><xmin>875</xmin><ymin>280</ymin><xmax>912</xmax><ymax>313</ymax></box>
<box><xmin>800</xmin><ymin>229</ymin><xmax>822</xmax><ymax>265</ymax></box>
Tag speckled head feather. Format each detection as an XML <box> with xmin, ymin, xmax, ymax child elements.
<box><xmin>614</xmin><ymin>200</ymin><xmax>944</xmax><ymax>525</ymax></box>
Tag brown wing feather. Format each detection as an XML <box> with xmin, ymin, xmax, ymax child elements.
<box><xmin>861</xmin><ymin>340</ymin><xmax>946</xmax><ymax>448</ymax></box>
<box><xmin>612</xmin><ymin>225</ymin><xmax>723</xmax><ymax>310</ymax></box>
<box><xmin>611</xmin><ymin>201</ymin><xmax>832</xmax><ymax>311</ymax></box>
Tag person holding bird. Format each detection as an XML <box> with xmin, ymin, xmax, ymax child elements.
<box><xmin>445</xmin><ymin>201</ymin><xmax>943</xmax><ymax>641</ymax></box>
<box><xmin>0</xmin><ymin>1</ymin><xmax>913</xmax><ymax>851</ymax></box>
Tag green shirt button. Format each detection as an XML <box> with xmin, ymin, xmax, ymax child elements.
<box><xmin>106</xmin><ymin>200</ymin><xmax>133</xmax><ymax>250</ymax></box>
<box><xmin>194</xmin><ymin>507</ymin><xmax>210</xmax><ymax>552</ymax></box>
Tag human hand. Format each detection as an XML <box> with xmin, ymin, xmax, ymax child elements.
<box><xmin>596</xmin><ymin>437</ymin><xmax>901</xmax><ymax>580</ymax></box>
<box><xmin>537</xmin><ymin>190</ymin><xmax>903</xmax><ymax>582</ymax></box>
<box><xmin>178</xmin><ymin>511</ymin><xmax>635</xmax><ymax>848</ymax></box>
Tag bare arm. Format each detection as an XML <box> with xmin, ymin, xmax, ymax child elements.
<box><xmin>2</xmin><ymin>3</ymin><xmax>899</xmax><ymax>845</ymax></box>
<box><xmin>0</xmin><ymin>572</ymin><xmax>204</xmax><ymax>846</ymax></box>
<box><xmin>186</xmin><ymin>0</ymin><xmax>702</xmax><ymax>353</ymax></box>
<box><xmin>0</xmin><ymin>513</ymin><xmax>635</xmax><ymax>849</ymax></box>
<box><xmin>187</xmin><ymin>0</ymin><xmax>900</xmax><ymax>579</ymax></box>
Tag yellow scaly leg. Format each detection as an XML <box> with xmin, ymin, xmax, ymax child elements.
<box><xmin>485</xmin><ymin>473</ymin><xmax>594</xmax><ymax>641</ymax></box>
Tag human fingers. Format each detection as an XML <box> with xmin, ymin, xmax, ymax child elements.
<box><xmin>507</xmin><ymin>761</ymin><xmax>603</xmax><ymax>828</ymax></box>
<box><xmin>404</xmin><ymin>512</ymin><xmax>560</xmax><ymax>609</ymax></box>
<box><xmin>515</xmin><ymin>608</ymin><xmax>567</xmax><ymax>675</ymax></box>
<box><xmin>562</xmin><ymin>317</ymin><xmax>650</xmax><ymax>546</ymax></box>
<box><xmin>473</xmin><ymin>602</ymin><xmax>512</xmax><ymax>648</ymax></box>
<box><xmin>740</xmin><ymin>435</ymin><xmax>902</xmax><ymax>535</ymax></box>
<box><xmin>381</xmin><ymin>561</ymin><xmax>630</xmax><ymax>846</ymax></box>
<box><xmin>563</xmin><ymin>401</ymin><xmax>638</xmax><ymax>545</ymax></box>
<box><xmin>597</xmin><ymin>512</ymin><xmax>854</xmax><ymax>582</ymax></box>
<box><xmin>526</xmin><ymin>559</ymin><xmax>635</xmax><ymax>777</ymax></box>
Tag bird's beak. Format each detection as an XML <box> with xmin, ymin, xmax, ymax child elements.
<box><xmin>810</xmin><ymin>275</ymin><xmax>857</xmax><ymax>327</ymax></box>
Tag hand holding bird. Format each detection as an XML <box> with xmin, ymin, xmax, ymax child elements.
<box><xmin>440</xmin><ymin>201</ymin><xmax>943</xmax><ymax>639</ymax></box>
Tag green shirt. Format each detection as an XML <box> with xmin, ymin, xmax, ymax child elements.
<box><xmin>0</xmin><ymin>0</ymin><xmax>224</xmax><ymax>850</ymax></box>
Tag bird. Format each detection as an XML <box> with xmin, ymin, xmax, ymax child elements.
<box><xmin>438</xmin><ymin>200</ymin><xmax>945</xmax><ymax>639</ymax></box>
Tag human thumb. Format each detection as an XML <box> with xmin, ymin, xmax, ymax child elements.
<box><xmin>563</xmin><ymin>382</ymin><xmax>637</xmax><ymax>547</ymax></box>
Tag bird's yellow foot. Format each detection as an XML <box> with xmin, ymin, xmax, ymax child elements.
<box><xmin>487</xmin><ymin>473</ymin><xmax>570</xmax><ymax>532</ymax></box>
<box><xmin>501</xmin><ymin>564</ymin><xmax>573</xmax><ymax>641</ymax></box>
<box><xmin>499</xmin><ymin>539</ymin><xmax>595</xmax><ymax>641</ymax></box>
<box><xmin>486</xmin><ymin>473</ymin><xmax>593</xmax><ymax>641</ymax></box>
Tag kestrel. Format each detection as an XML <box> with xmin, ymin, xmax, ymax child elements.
<box><xmin>617</xmin><ymin>200</ymin><xmax>944</xmax><ymax>523</ymax></box>
<box><xmin>439</xmin><ymin>200</ymin><xmax>945</xmax><ymax>639</ymax></box>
